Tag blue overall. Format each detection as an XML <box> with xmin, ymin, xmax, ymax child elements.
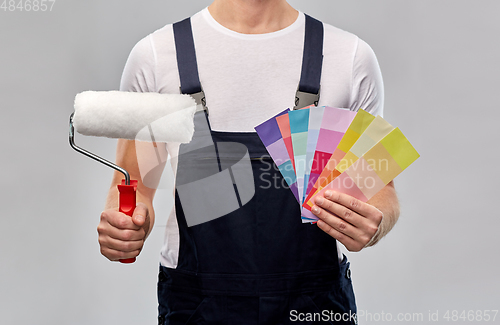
<box><xmin>158</xmin><ymin>15</ymin><xmax>357</xmax><ymax>325</ymax></box>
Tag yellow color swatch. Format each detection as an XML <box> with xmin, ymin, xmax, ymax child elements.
<box><xmin>350</xmin><ymin>109</ymin><xmax>376</xmax><ymax>134</ymax></box>
<box><xmin>336</xmin><ymin>151</ymin><xmax>359</xmax><ymax>174</ymax></box>
<box><xmin>363</xmin><ymin>142</ymin><xmax>403</xmax><ymax>184</ymax></box>
<box><xmin>380</xmin><ymin>128</ymin><xmax>420</xmax><ymax>170</ymax></box>
<box><xmin>336</xmin><ymin>110</ymin><xmax>375</xmax><ymax>153</ymax></box>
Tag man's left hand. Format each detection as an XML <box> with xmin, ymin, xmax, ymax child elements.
<box><xmin>311</xmin><ymin>190</ymin><xmax>383</xmax><ymax>252</ymax></box>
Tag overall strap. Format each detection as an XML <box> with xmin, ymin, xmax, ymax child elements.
<box><xmin>294</xmin><ymin>14</ymin><xmax>324</xmax><ymax>109</ymax></box>
<box><xmin>172</xmin><ymin>14</ymin><xmax>324</xmax><ymax>111</ymax></box>
<box><xmin>173</xmin><ymin>18</ymin><xmax>207</xmax><ymax>112</ymax></box>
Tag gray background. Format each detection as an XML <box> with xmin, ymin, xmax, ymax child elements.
<box><xmin>1</xmin><ymin>0</ymin><xmax>499</xmax><ymax>324</ymax></box>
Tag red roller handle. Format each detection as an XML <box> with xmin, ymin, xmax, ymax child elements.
<box><xmin>117</xmin><ymin>179</ymin><xmax>138</xmax><ymax>264</ymax></box>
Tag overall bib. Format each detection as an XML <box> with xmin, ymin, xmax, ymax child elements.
<box><xmin>158</xmin><ymin>15</ymin><xmax>357</xmax><ymax>325</ymax></box>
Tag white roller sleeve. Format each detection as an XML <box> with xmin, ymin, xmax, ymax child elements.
<box><xmin>73</xmin><ymin>91</ymin><xmax>196</xmax><ymax>143</ymax></box>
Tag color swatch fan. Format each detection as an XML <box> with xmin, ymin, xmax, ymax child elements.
<box><xmin>255</xmin><ymin>107</ymin><xmax>420</xmax><ymax>223</ymax></box>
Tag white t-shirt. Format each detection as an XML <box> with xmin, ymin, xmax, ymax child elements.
<box><xmin>120</xmin><ymin>8</ymin><xmax>384</xmax><ymax>268</ymax></box>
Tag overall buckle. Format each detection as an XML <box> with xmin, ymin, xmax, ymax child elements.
<box><xmin>190</xmin><ymin>90</ymin><xmax>209</xmax><ymax>114</ymax></box>
<box><xmin>294</xmin><ymin>87</ymin><xmax>320</xmax><ymax>110</ymax></box>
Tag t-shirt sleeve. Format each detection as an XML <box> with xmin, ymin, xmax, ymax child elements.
<box><xmin>350</xmin><ymin>38</ymin><xmax>384</xmax><ymax>117</ymax></box>
<box><xmin>119</xmin><ymin>34</ymin><xmax>157</xmax><ymax>93</ymax></box>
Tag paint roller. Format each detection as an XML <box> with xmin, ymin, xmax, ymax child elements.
<box><xmin>69</xmin><ymin>90</ymin><xmax>197</xmax><ymax>263</ymax></box>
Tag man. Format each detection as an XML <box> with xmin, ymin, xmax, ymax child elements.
<box><xmin>97</xmin><ymin>0</ymin><xmax>399</xmax><ymax>323</ymax></box>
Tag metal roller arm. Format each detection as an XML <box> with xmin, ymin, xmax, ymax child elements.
<box><xmin>69</xmin><ymin>113</ymin><xmax>131</xmax><ymax>185</ymax></box>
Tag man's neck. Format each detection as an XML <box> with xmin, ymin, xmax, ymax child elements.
<box><xmin>208</xmin><ymin>0</ymin><xmax>298</xmax><ymax>34</ymax></box>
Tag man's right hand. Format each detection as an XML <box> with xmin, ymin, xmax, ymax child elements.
<box><xmin>97</xmin><ymin>202</ymin><xmax>150</xmax><ymax>261</ymax></box>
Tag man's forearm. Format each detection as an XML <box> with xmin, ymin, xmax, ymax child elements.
<box><xmin>365</xmin><ymin>180</ymin><xmax>400</xmax><ymax>247</ymax></box>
